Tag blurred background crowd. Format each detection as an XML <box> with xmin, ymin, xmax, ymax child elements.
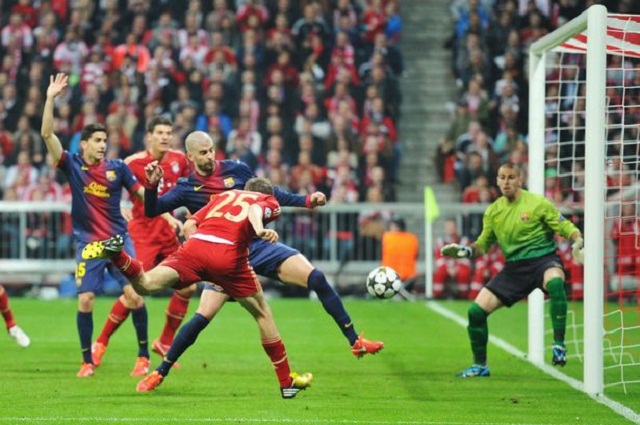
<box><xmin>433</xmin><ymin>0</ymin><xmax>639</xmax><ymax>299</ymax></box>
<box><xmin>0</xmin><ymin>0</ymin><xmax>404</xmax><ymax>206</ymax></box>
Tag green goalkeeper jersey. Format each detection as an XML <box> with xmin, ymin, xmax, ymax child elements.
<box><xmin>475</xmin><ymin>190</ymin><xmax>579</xmax><ymax>262</ymax></box>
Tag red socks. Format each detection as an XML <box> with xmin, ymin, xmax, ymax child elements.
<box><xmin>96</xmin><ymin>298</ymin><xmax>130</xmax><ymax>345</ymax></box>
<box><xmin>112</xmin><ymin>251</ymin><xmax>143</xmax><ymax>279</ymax></box>
<box><xmin>0</xmin><ymin>289</ymin><xmax>15</xmax><ymax>330</ymax></box>
<box><xmin>262</xmin><ymin>336</ymin><xmax>291</xmax><ymax>388</ymax></box>
<box><xmin>158</xmin><ymin>292</ymin><xmax>190</xmax><ymax>346</ymax></box>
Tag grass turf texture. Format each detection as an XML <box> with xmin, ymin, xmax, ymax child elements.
<box><xmin>0</xmin><ymin>297</ymin><xmax>637</xmax><ymax>425</ymax></box>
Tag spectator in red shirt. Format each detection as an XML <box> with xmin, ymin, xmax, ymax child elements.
<box><xmin>433</xmin><ymin>218</ymin><xmax>472</xmax><ymax>298</ymax></box>
<box><xmin>236</xmin><ymin>0</ymin><xmax>270</xmax><ymax>34</ymax></box>
<box><xmin>266</xmin><ymin>50</ymin><xmax>299</xmax><ymax>89</ymax></box>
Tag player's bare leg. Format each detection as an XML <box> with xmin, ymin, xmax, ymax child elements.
<box><xmin>196</xmin><ymin>287</ymin><xmax>230</xmax><ymax>319</ymax></box>
<box><xmin>278</xmin><ymin>254</ymin><xmax>383</xmax><ymax>357</ymax></box>
<box><xmin>237</xmin><ymin>290</ymin><xmax>312</xmax><ymax>399</ymax></box>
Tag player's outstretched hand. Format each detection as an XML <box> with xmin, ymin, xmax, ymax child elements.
<box><xmin>47</xmin><ymin>73</ymin><xmax>68</xmax><ymax>99</ymax></box>
<box><xmin>258</xmin><ymin>229</ymin><xmax>278</xmax><ymax>243</ymax></box>
<box><xmin>309</xmin><ymin>192</ymin><xmax>327</xmax><ymax>208</ymax></box>
<box><xmin>571</xmin><ymin>237</ymin><xmax>584</xmax><ymax>263</ymax></box>
<box><xmin>440</xmin><ymin>243</ymin><xmax>472</xmax><ymax>258</ymax></box>
<box><xmin>144</xmin><ymin>160</ymin><xmax>164</xmax><ymax>187</ymax></box>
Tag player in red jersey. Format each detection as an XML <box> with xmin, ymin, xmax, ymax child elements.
<box><xmin>82</xmin><ymin>177</ymin><xmax>314</xmax><ymax>399</ymax></box>
<box><xmin>91</xmin><ymin>116</ymin><xmax>191</xmax><ymax>368</ymax></box>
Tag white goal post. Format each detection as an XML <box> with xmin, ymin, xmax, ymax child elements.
<box><xmin>529</xmin><ymin>4</ymin><xmax>607</xmax><ymax>396</ymax></box>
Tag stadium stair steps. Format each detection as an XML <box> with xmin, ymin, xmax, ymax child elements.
<box><xmin>397</xmin><ymin>0</ymin><xmax>458</xmax><ymax>205</ymax></box>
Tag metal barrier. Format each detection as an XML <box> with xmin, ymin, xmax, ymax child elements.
<box><xmin>0</xmin><ymin>200</ymin><xmax>496</xmax><ymax>292</ymax></box>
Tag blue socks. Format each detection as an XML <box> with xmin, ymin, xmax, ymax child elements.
<box><xmin>307</xmin><ymin>269</ymin><xmax>358</xmax><ymax>346</ymax></box>
<box><xmin>131</xmin><ymin>306</ymin><xmax>149</xmax><ymax>358</ymax></box>
<box><xmin>77</xmin><ymin>311</ymin><xmax>93</xmax><ymax>364</ymax></box>
<box><xmin>158</xmin><ymin>313</ymin><xmax>210</xmax><ymax>376</ymax></box>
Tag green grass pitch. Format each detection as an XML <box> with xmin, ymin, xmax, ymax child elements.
<box><xmin>0</xmin><ymin>296</ymin><xmax>638</xmax><ymax>425</ymax></box>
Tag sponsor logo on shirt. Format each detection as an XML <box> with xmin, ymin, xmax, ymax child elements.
<box><xmin>194</xmin><ymin>185</ymin><xmax>204</xmax><ymax>191</ymax></box>
<box><xmin>84</xmin><ymin>182</ymin><xmax>110</xmax><ymax>198</ymax></box>
<box><xmin>223</xmin><ymin>177</ymin><xmax>234</xmax><ymax>188</ymax></box>
<box><xmin>520</xmin><ymin>212</ymin><xmax>531</xmax><ymax>222</ymax></box>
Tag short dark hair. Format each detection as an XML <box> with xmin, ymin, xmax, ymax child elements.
<box><xmin>499</xmin><ymin>161</ymin><xmax>523</xmax><ymax>176</ymax></box>
<box><xmin>81</xmin><ymin>123</ymin><xmax>107</xmax><ymax>141</ymax></box>
<box><xmin>391</xmin><ymin>217</ymin><xmax>406</xmax><ymax>231</ymax></box>
<box><xmin>147</xmin><ymin>115</ymin><xmax>173</xmax><ymax>133</ymax></box>
<box><xmin>245</xmin><ymin>177</ymin><xmax>274</xmax><ymax>195</ymax></box>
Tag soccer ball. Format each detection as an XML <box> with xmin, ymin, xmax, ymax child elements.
<box><xmin>366</xmin><ymin>266</ymin><xmax>402</xmax><ymax>299</ymax></box>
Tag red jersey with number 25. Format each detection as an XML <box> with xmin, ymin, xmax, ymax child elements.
<box><xmin>189</xmin><ymin>189</ymin><xmax>280</xmax><ymax>252</ymax></box>
<box><xmin>125</xmin><ymin>149</ymin><xmax>189</xmax><ymax>244</ymax></box>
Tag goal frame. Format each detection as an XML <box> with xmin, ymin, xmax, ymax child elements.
<box><xmin>528</xmin><ymin>4</ymin><xmax>606</xmax><ymax>396</ymax></box>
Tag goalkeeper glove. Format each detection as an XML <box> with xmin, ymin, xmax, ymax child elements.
<box><xmin>571</xmin><ymin>237</ymin><xmax>584</xmax><ymax>264</ymax></box>
<box><xmin>440</xmin><ymin>243</ymin><xmax>472</xmax><ymax>258</ymax></box>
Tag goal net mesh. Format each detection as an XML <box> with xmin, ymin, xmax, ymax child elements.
<box><xmin>541</xmin><ymin>13</ymin><xmax>640</xmax><ymax>394</ymax></box>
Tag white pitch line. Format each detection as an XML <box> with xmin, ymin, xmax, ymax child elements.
<box><xmin>0</xmin><ymin>417</ymin><xmax>575</xmax><ymax>425</ymax></box>
<box><xmin>427</xmin><ymin>301</ymin><xmax>640</xmax><ymax>425</ymax></box>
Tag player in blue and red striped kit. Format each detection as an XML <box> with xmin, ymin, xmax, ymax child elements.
<box><xmin>135</xmin><ymin>131</ymin><xmax>383</xmax><ymax>390</ymax></box>
<box><xmin>41</xmin><ymin>73</ymin><xmax>151</xmax><ymax>378</ymax></box>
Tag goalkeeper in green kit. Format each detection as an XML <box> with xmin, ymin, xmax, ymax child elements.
<box><xmin>441</xmin><ymin>162</ymin><xmax>584</xmax><ymax>377</ymax></box>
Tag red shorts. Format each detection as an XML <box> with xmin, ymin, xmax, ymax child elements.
<box><xmin>159</xmin><ymin>238</ymin><xmax>261</xmax><ymax>298</ymax></box>
<box><xmin>133</xmin><ymin>238</ymin><xmax>180</xmax><ymax>271</ymax></box>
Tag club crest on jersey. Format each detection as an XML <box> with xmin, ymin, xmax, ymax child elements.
<box><xmin>223</xmin><ymin>177</ymin><xmax>234</xmax><ymax>188</ymax></box>
<box><xmin>264</xmin><ymin>207</ymin><xmax>272</xmax><ymax>218</ymax></box>
<box><xmin>171</xmin><ymin>162</ymin><xmax>180</xmax><ymax>174</ymax></box>
<box><xmin>520</xmin><ymin>212</ymin><xmax>531</xmax><ymax>222</ymax></box>
<box><xmin>106</xmin><ymin>170</ymin><xmax>116</xmax><ymax>181</ymax></box>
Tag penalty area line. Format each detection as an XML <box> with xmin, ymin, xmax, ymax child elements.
<box><xmin>427</xmin><ymin>301</ymin><xmax>640</xmax><ymax>425</ymax></box>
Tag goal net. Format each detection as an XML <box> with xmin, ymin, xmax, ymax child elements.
<box><xmin>529</xmin><ymin>5</ymin><xmax>640</xmax><ymax>396</ymax></box>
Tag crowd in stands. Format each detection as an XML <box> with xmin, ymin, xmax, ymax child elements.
<box><xmin>0</xmin><ymin>0</ymin><xmax>405</xmax><ymax>262</ymax></box>
<box><xmin>0</xmin><ymin>0</ymin><xmax>404</xmax><ymax>205</ymax></box>
<box><xmin>433</xmin><ymin>0</ymin><xmax>640</xmax><ymax>300</ymax></box>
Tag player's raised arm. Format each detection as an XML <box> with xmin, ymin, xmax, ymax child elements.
<box><xmin>40</xmin><ymin>73</ymin><xmax>68</xmax><ymax>163</ymax></box>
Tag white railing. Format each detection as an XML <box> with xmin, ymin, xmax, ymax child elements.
<box><xmin>0</xmin><ymin>200</ymin><xmax>495</xmax><ymax>292</ymax></box>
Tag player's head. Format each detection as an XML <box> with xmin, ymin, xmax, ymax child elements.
<box><xmin>146</xmin><ymin>115</ymin><xmax>173</xmax><ymax>154</ymax></box>
<box><xmin>496</xmin><ymin>162</ymin><xmax>524</xmax><ymax>200</ymax></box>
<box><xmin>185</xmin><ymin>131</ymin><xmax>216</xmax><ymax>175</ymax></box>
<box><xmin>245</xmin><ymin>177</ymin><xmax>274</xmax><ymax>195</ymax></box>
<box><xmin>80</xmin><ymin>123</ymin><xmax>108</xmax><ymax>164</ymax></box>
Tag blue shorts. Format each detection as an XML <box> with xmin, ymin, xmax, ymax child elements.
<box><xmin>248</xmin><ymin>239</ymin><xmax>300</xmax><ymax>280</ymax></box>
<box><xmin>74</xmin><ymin>234</ymin><xmax>136</xmax><ymax>295</ymax></box>
<box><xmin>203</xmin><ymin>239</ymin><xmax>299</xmax><ymax>292</ymax></box>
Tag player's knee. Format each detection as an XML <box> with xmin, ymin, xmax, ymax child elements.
<box><xmin>123</xmin><ymin>289</ymin><xmax>145</xmax><ymax>308</ymax></box>
<box><xmin>546</xmin><ymin>277</ymin><xmax>566</xmax><ymax>300</ymax></box>
<box><xmin>468</xmin><ymin>302</ymin><xmax>488</xmax><ymax>326</ymax></box>
<box><xmin>176</xmin><ymin>284</ymin><xmax>196</xmax><ymax>298</ymax></box>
